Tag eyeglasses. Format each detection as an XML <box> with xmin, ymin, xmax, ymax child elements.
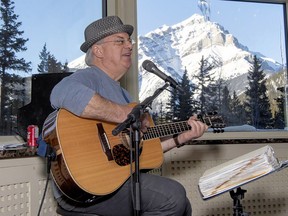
<box><xmin>97</xmin><ymin>38</ymin><xmax>136</xmax><ymax>46</ymax></box>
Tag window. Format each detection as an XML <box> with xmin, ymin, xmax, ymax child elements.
<box><xmin>137</xmin><ymin>0</ymin><xmax>287</xmax><ymax>132</ymax></box>
<box><xmin>0</xmin><ymin>0</ymin><xmax>102</xmax><ymax>135</ymax></box>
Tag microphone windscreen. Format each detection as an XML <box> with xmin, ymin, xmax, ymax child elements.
<box><xmin>142</xmin><ymin>60</ymin><xmax>154</xmax><ymax>71</ymax></box>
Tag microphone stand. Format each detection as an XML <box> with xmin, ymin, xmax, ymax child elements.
<box><xmin>112</xmin><ymin>82</ymin><xmax>171</xmax><ymax>216</ymax></box>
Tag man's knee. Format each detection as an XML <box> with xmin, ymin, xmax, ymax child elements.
<box><xmin>166</xmin><ymin>180</ymin><xmax>192</xmax><ymax>215</ymax></box>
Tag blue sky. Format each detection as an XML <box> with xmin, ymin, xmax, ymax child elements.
<box><xmin>137</xmin><ymin>0</ymin><xmax>286</xmax><ymax>64</ymax></box>
<box><xmin>12</xmin><ymin>0</ymin><xmax>286</xmax><ymax>74</ymax></box>
<box><xmin>14</xmin><ymin>0</ymin><xmax>102</xmax><ymax>74</ymax></box>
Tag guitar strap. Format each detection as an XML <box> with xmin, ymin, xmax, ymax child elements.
<box><xmin>121</xmin><ymin>88</ymin><xmax>131</xmax><ymax>103</ymax></box>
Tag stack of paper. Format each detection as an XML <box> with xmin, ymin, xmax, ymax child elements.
<box><xmin>0</xmin><ymin>143</ymin><xmax>26</xmax><ymax>150</ymax></box>
<box><xmin>0</xmin><ymin>136</ymin><xmax>26</xmax><ymax>150</ymax></box>
<box><xmin>198</xmin><ymin>145</ymin><xmax>281</xmax><ymax>199</ymax></box>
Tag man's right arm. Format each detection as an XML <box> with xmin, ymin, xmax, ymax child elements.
<box><xmin>50</xmin><ymin>77</ymin><xmax>132</xmax><ymax>123</ymax></box>
<box><xmin>81</xmin><ymin>93</ymin><xmax>133</xmax><ymax>123</ymax></box>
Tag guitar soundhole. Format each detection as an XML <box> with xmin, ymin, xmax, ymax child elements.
<box><xmin>112</xmin><ymin>144</ymin><xmax>142</xmax><ymax>166</ymax></box>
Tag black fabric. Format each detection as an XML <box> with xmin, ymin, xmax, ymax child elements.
<box><xmin>17</xmin><ymin>72</ymin><xmax>72</xmax><ymax>140</ymax></box>
<box><xmin>56</xmin><ymin>204</ymin><xmax>101</xmax><ymax>216</ymax></box>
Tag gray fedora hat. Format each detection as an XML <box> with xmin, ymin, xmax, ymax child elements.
<box><xmin>80</xmin><ymin>16</ymin><xmax>134</xmax><ymax>53</ymax></box>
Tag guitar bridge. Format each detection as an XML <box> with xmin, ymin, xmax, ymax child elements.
<box><xmin>96</xmin><ymin>123</ymin><xmax>113</xmax><ymax>161</ymax></box>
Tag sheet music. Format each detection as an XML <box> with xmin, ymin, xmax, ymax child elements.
<box><xmin>198</xmin><ymin>145</ymin><xmax>281</xmax><ymax>199</ymax></box>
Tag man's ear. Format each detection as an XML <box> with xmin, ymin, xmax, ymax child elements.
<box><xmin>93</xmin><ymin>45</ymin><xmax>103</xmax><ymax>57</ymax></box>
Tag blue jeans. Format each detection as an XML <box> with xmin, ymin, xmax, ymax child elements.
<box><xmin>57</xmin><ymin>173</ymin><xmax>192</xmax><ymax>216</ymax></box>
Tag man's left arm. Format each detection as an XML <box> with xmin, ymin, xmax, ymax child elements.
<box><xmin>160</xmin><ymin>116</ymin><xmax>208</xmax><ymax>153</ymax></box>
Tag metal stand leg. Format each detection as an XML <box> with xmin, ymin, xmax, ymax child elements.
<box><xmin>229</xmin><ymin>187</ymin><xmax>250</xmax><ymax>216</ymax></box>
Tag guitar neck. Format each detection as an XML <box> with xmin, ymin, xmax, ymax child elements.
<box><xmin>143</xmin><ymin>121</ymin><xmax>190</xmax><ymax>140</ymax></box>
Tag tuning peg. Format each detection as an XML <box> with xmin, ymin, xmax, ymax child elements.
<box><xmin>207</xmin><ymin>111</ymin><xmax>218</xmax><ymax>116</ymax></box>
<box><xmin>212</xmin><ymin>128</ymin><xmax>225</xmax><ymax>133</ymax></box>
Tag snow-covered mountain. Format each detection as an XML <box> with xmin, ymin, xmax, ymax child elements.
<box><xmin>68</xmin><ymin>14</ymin><xmax>283</xmax><ymax>112</ymax></box>
<box><xmin>68</xmin><ymin>55</ymin><xmax>86</xmax><ymax>70</ymax></box>
<box><xmin>138</xmin><ymin>14</ymin><xmax>282</xmax><ymax>110</ymax></box>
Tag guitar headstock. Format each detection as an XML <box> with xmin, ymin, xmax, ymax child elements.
<box><xmin>197</xmin><ymin>112</ymin><xmax>225</xmax><ymax>133</ymax></box>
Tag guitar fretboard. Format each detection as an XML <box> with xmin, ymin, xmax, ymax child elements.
<box><xmin>143</xmin><ymin>121</ymin><xmax>190</xmax><ymax>140</ymax></box>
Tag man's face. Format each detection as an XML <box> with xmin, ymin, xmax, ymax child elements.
<box><xmin>95</xmin><ymin>32</ymin><xmax>134</xmax><ymax>80</ymax></box>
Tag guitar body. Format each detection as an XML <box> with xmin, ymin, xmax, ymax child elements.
<box><xmin>43</xmin><ymin>109</ymin><xmax>164</xmax><ymax>203</ymax></box>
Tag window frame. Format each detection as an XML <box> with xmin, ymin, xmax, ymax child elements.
<box><xmin>135</xmin><ymin>0</ymin><xmax>288</xmax><ymax>142</ymax></box>
<box><xmin>1</xmin><ymin>0</ymin><xmax>287</xmax><ymax>142</ymax></box>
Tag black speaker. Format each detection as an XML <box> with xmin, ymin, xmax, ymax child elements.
<box><xmin>17</xmin><ymin>72</ymin><xmax>72</xmax><ymax>140</ymax></box>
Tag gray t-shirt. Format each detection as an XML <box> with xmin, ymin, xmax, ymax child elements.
<box><xmin>50</xmin><ymin>66</ymin><xmax>132</xmax><ymax>115</ymax></box>
<box><xmin>50</xmin><ymin>66</ymin><xmax>132</xmax><ymax>200</ymax></box>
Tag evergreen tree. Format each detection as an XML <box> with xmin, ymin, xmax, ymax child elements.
<box><xmin>37</xmin><ymin>43</ymin><xmax>50</xmax><ymax>73</ymax></box>
<box><xmin>38</xmin><ymin>43</ymin><xmax>65</xmax><ymax>73</ymax></box>
<box><xmin>244</xmin><ymin>55</ymin><xmax>273</xmax><ymax>129</ymax></box>
<box><xmin>165</xmin><ymin>88</ymin><xmax>179</xmax><ymax>122</ymax></box>
<box><xmin>230</xmin><ymin>91</ymin><xmax>246</xmax><ymax>126</ymax></box>
<box><xmin>214</xmin><ymin>78</ymin><xmax>226</xmax><ymax>114</ymax></box>
<box><xmin>194</xmin><ymin>56</ymin><xmax>216</xmax><ymax>114</ymax></box>
<box><xmin>273</xmin><ymin>87</ymin><xmax>285</xmax><ymax>129</ymax></box>
<box><xmin>220</xmin><ymin>85</ymin><xmax>232</xmax><ymax>124</ymax></box>
<box><xmin>63</xmin><ymin>60</ymin><xmax>69</xmax><ymax>72</ymax></box>
<box><xmin>47</xmin><ymin>54</ymin><xmax>63</xmax><ymax>73</ymax></box>
<box><xmin>0</xmin><ymin>0</ymin><xmax>31</xmax><ymax>134</ymax></box>
<box><xmin>178</xmin><ymin>68</ymin><xmax>195</xmax><ymax>121</ymax></box>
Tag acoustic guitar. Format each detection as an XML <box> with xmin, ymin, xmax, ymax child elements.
<box><xmin>42</xmin><ymin>108</ymin><xmax>224</xmax><ymax>203</ymax></box>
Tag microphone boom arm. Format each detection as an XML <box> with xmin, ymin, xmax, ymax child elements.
<box><xmin>112</xmin><ymin>82</ymin><xmax>170</xmax><ymax>136</ymax></box>
<box><xmin>142</xmin><ymin>60</ymin><xmax>184</xmax><ymax>93</ymax></box>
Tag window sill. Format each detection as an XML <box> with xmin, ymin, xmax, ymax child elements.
<box><xmin>191</xmin><ymin>130</ymin><xmax>288</xmax><ymax>144</ymax></box>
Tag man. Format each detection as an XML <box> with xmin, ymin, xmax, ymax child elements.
<box><xmin>50</xmin><ymin>16</ymin><xmax>208</xmax><ymax>216</ymax></box>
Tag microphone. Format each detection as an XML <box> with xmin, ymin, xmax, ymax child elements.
<box><xmin>142</xmin><ymin>60</ymin><xmax>184</xmax><ymax>93</ymax></box>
